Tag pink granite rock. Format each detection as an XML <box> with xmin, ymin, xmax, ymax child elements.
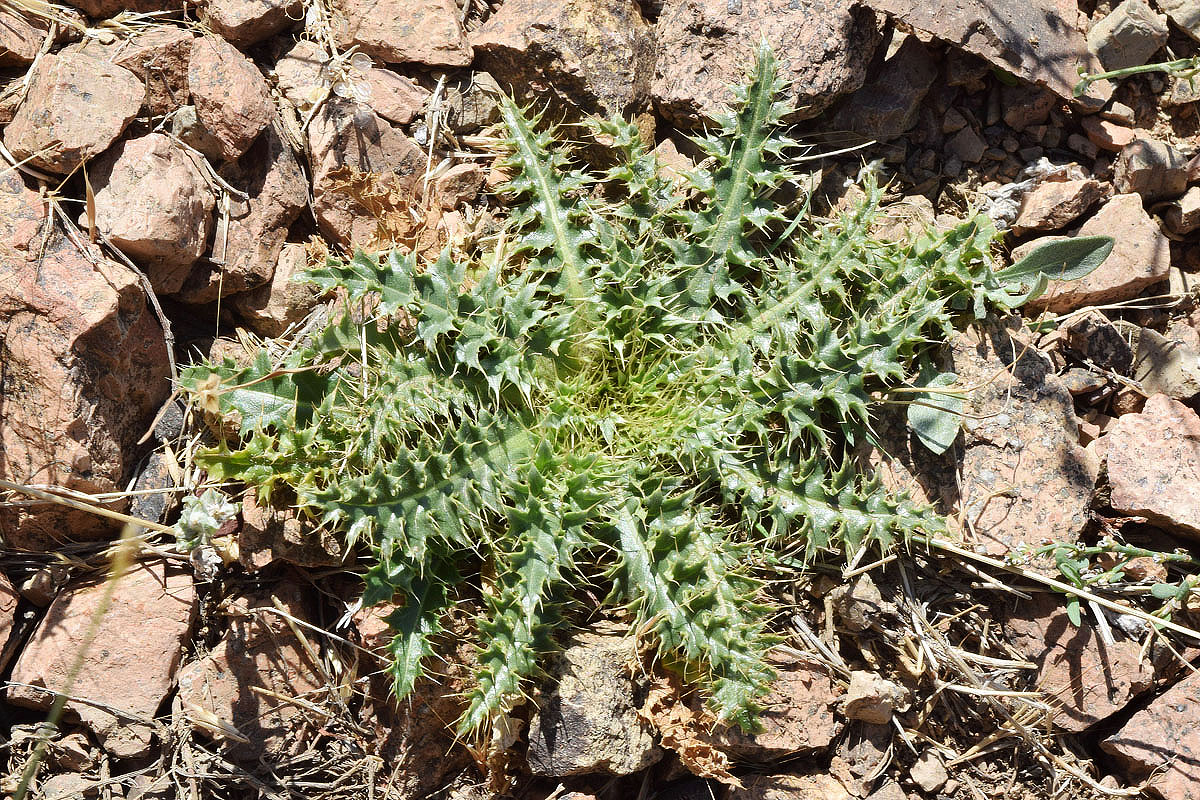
<box><xmin>1004</xmin><ymin>593</ymin><xmax>1152</xmax><ymax>731</ymax></box>
<box><xmin>861</xmin><ymin>0</ymin><xmax>1111</xmax><ymax>106</ymax></box>
<box><xmin>200</xmin><ymin>0</ymin><xmax>301</xmax><ymax>47</ymax></box>
<box><xmin>1011</xmin><ymin>178</ymin><xmax>1103</xmax><ymax>235</ymax></box>
<box><xmin>1103</xmin><ymin>666</ymin><xmax>1200</xmax><ymax>799</ymax></box>
<box><xmin>473</xmin><ymin>0</ymin><xmax>654</xmax><ymax>118</ymax></box>
<box><xmin>307</xmin><ymin>99</ymin><xmax>425</xmax><ymax>249</ymax></box>
<box><xmin>72</xmin><ymin>27</ymin><xmax>193</xmax><ymax>117</ymax></box>
<box><xmin>88</xmin><ymin>133</ymin><xmax>215</xmax><ymax>294</ymax></box>
<box><xmin>366</xmin><ymin>67</ymin><xmax>429</xmax><ymax>125</ymax></box>
<box><xmin>275</xmin><ymin>39</ymin><xmax>431</xmax><ymax>125</ymax></box>
<box><xmin>333</xmin><ymin>0</ymin><xmax>471</xmax><ymax>66</ymax></box>
<box><xmin>432</xmin><ymin>163</ymin><xmax>485</xmax><ymax>210</ymax></box>
<box><xmin>64</xmin><ymin>0</ymin><xmax>183</xmax><ymax>16</ymax></box>
<box><xmin>188</xmin><ymin>34</ymin><xmax>273</xmax><ymax>161</ymax></box>
<box><xmin>868</xmin><ymin>318</ymin><xmax>1098</xmax><ymax>564</ymax></box>
<box><xmin>3</xmin><ymin>51</ymin><xmax>142</xmax><ymax>174</ymax></box>
<box><xmin>232</xmin><ymin>243</ymin><xmax>323</xmax><ymax>337</ymax></box>
<box><xmin>1165</xmin><ymin>186</ymin><xmax>1200</xmax><ymax>235</ymax></box>
<box><xmin>1081</xmin><ymin>115</ymin><xmax>1136</xmax><ymax>152</ymax></box>
<box><xmin>0</xmin><ymin>573</ymin><xmax>21</xmax><ymax>673</ymax></box>
<box><xmin>727</xmin><ymin>774</ymin><xmax>854</xmax><ymax>800</ymax></box>
<box><xmin>174</xmin><ymin>124</ymin><xmax>306</xmax><ymax>303</ymax></box>
<box><xmin>236</xmin><ymin>489</ymin><xmax>344</xmax><ymax>570</ymax></box>
<box><xmin>1100</xmin><ymin>394</ymin><xmax>1200</xmax><ymax>538</ymax></box>
<box><xmin>712</xmin><ymin>652</ymin><xmax>843</xmax><ymax>759</ymax></box>
<box><xmin>0</xmin><ymin>172</ymin><xmax>171</xmax><ymax>550</ymax></box>
<box><xmin>353</xmin><ymin>604</ymin><xmax>476</xmax><ymax>796</ymax></box>
<box><xmin>7</xmin><ymin>561</ymin><xmax>195</xmax><ymax>758</ymax></box>
<box><xmin>0</xmin><ymin>6</ymin><xmax>75</xmax><ymax>66</ymax></box>
<box><xmin>176</xmin><ymin>582</ymin><xmax>323</xmax><ymax>760</ymax></box>
<box><xmin>1113</xmin><ymin>138</ymin><xmax>1189</xmax><ymax>201</ymax></box>
<box><xmin>652</xmin><ymin>0</ymin><xmax>880</xmax><ymax>126</ymax></box>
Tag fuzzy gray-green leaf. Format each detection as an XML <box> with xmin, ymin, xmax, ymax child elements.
<box><xmin>995</xmin><ymin>235</ymin><xmax>1113</xmax><ymax>288</ymax></box>
<box><xmin>908</xmin><ymin>372</ymin><xmax>965</xmax><ymax>456</ymax></box>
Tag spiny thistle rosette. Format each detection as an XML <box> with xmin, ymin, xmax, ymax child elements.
<box><xmin>181</xmin><ymin>46</ymin><xmax>1109</xmax><ymax>736</ymax></box>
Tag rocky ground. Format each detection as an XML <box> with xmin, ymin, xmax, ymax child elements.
<box><xmin>2</xmin><ymin>0</ymin><xmax>1200</xmax><ymax>799</ymax></box>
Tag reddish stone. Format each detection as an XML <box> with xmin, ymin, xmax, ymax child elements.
<box><xmin>65</xmin><ymin>0</ymin><xmax>183</xmax><ymax>16</ymax></box>
<box><xmin>1113</xmin><ymin>138</ymin><xmax>1188</xmax><ymax>201</ymax></box>
<box><xmin>174</xmin><ymin>124</ymin><xmax>306</xmax><ymax>303</ymax></box>
<box><xmin>869</xmin><ymin>318</ymin><xmax>1098</xmax><ymax>563</ymax></box>
<box><xmin>727</xmin><ymin>774</ymin><xmax>854</xmax><ymax>800</ymax></box>
<box><xmin>0</xmin><ymin>573</ymin><xmax>20</xmax><ymax>673</ymax></box>
<box><xmin>353</xmin><ymin>604</ymin><xmax>477</xmax><ymax>795</ymax></box>
<box><xmin>333</xmin><ymin>0</ymin><xmax>472</xmax><ymax>67</ymax></box>
<box><xmin>7</xmin><ymin>561</ymin><xmax>195</xmax><ymax>758</ymax></box>
<box><xmin>1087</xmin><ymin>0</ymin><xmax>1169</xmax><ymax>72</ymax></box>
<box><xmin>1165</xmin><ymin>185</ymin><xmax>1200</xmax><ymax>235</ymax></box>
<box><xmin>0</xmin><ymin>172</ymin><xmax>171</xmax><ymax>549</ymax></box>
<box><xmin>200</xmin><ymin>0</ymin><xmax>301</xmax><ymax>47</ymax></box>
<box><xmin>1100</xmin><ymin>394</ymin><xmax>1200</xmax><ymax>538</ymax></box>
<box><xmin>1103</xmin><ymin>667</ymin><xmax>1200</xmax><ymax>799</ymax></box>
<box><xmin>652</xmin><ymin>0</ymin><xmax>879</xmax><ymax>126</ymax></box>
<box><xmin>188</xmin><ymin>35</ymin><xmax>273</xmax><ymax>161</ymax></box>
<box><xmin>1021</xmin><ymin>194</ymin><xmax>1170</xmax><ymax>314</ymax></box>
<box><xmin>473</xmin><ymin>0</ymin><xmax>654</xmax><ymax>118</ymax></box>
<box><xmin>1004</xmin><ymin>593</ymin><xmax>1152</xmax><ymax>731</ymax></box>
<box><xmin>861</xmin><ymin>0</ymin><xmax>1110</xmax><ymax>106</ymax></box>
<box><xmin>236</xmin><ymin>489</ymin><xmax>344</xmax><ymax>570</ymax></box>
<box><xmin>366</xmin><ymin>67</ymin><xmax>429</xmax><ymax>125</ymax></box>
<box><xmin>1132</xmin><ymin>326</ymin><xmax>1200</xmax><ymax>400</ymax></box>
<box><xmin>432</xmin><ymin>163</ymin><xmax>485</xmax><ymax>210</ymax></box>
<box><xmin>272</xmin><ymin>38</ymin><xmax>324</xmax><ymax>110</ymax></box>
<box><xmin>307</xmin><ymin>99</ymin><xmax>425</xmax><ymax>249</ymax></box>
<box><xmin>88</xmin><ymin>133</ymin><xmax>215</xmax><ymax>294</ymax></box>
<box><xmin>176</xmin><ymin>582</ymin><xmax>322</xmax><ymax>760</ymax></box>
<box><xmin>2</xmin><ymin>51</ymin><xmax>142</xmax><ymax>174</ymax></box>
<box><xmin>73</xmin><ymin>27</ymin><xmax>193</xmax><ymax>117</ymax></box>
<box><xmin>1011</xmin><ymin>178</ymin><xmax>1103</xmax><ymax>234</ymax></box>
<box><xmin>712</xmin><ymin>652</ymin><xmax>843</xmax><ymax>758</ymax></box>
<box><xmin>0</xmin><ymin>7</ymin><xmax>69</xmax><ymax>66</ymax></box>
<box><xmin>234</xmin><ymin>243</ymin><xmax>325</xmax><ymax>337</ymax></box>
<box><xmin>842</xmin><ymin>671</ymin><xmax>908</xmax><ymax>725</ymax></box>
<box><xmin>274</xmin><ymin>40</ymin><xmax>427</xmax><ymax>124</ymax></box>
<box><xmin>1081</xmin><ymin>115</ymin><xmax>1136</xmax><ymax>152</ymax></box>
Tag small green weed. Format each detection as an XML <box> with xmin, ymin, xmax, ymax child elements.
<box><xmin>181</xmin><ymin>46</ymin><xmax>1108</xmax><ymax>735</ymax></box>
<box><xmin>1075</xmin><ymin>56</ymin><xmax>1200</xmax><ymax>98</ymax></box>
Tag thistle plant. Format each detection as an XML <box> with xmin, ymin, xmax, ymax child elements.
<box><xmin>181</xmin><ymin>46</ymin><xmax>1108</xmax><ymax>735</ymax></box>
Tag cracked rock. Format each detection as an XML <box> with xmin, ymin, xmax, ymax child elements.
<box><xmin>472</xmin><ymin>0</ymin><xmax>654</xmax><ymax>119</ymax></box>
<box><xmin>1087</xmin><ymin>0</ymin><xmax>1168</xmax><ymax>71</ymax></box>
<box><xmin>1103</xmin><ymin>665</ymin><xmax>1200</xmax><ymax>799</ymax></box>
<box><xmin>528</xmin><ymin>627</ymin><xmax>661</xmax><ymax>776</ymax></box>
<box><xmin>1003</xmin><ymin>592</ymin><xmax>1152</xmax><ymax>731</ymax></box>
<box><xmin>1099</xmin><ymin>394</ymin><xmax>1200</xmax><ymax>539</ymax></box>
<box><xmin>652</xmin><ymin>0</ymin><xmax>881</xmax><ymax>126</ymax></box>
<box><xmin>333</xmin><ymin>0</ymin><xmax>471</xmax><ymax>66</ymax></box>
<box><xmin>868</xmin><ymin>317</ymin><xmax>1098</xmax><ymax>563</ymax></box>
<box><xmin>1113</xmin><ymin>137</ymin><xmax>1188</xmax><ymax>201</ymax></box>
<box><xmin>7</xmin><ymin>561</ymin><xmax>195</xmax><ymax>758</ymax></box>
<box><xmin>842</xmin><ymin>671</ymin><xmax>908</xmax><ymax>725</ymax></box>
<box><xmin>86</xmin><ymin>133</ymin><xmax>215</xmax><ymax>294</ymax></box>
<box><xmin>3</xmin><ymin>51</ymin><xmax>142</xmax><ymax>174</ymax></box>
<box><xmin>862</xmin><ymin>0</ymin><xmax>1110</xmax><ymax>106</ymax></box>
